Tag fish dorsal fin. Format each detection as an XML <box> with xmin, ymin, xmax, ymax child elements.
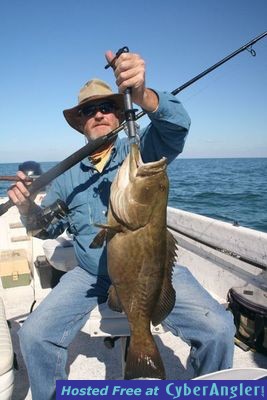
<box><xmin>108</xmin><ymin>285</ymin><xmax>123</xmax><ymax>313</ymax></box>
<box><xmin>151</xmin><ymin>229</ymin><xmax>178</xmax><ymax>326</ymax></box>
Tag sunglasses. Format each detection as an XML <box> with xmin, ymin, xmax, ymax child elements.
<box><xmin>79</xmin><ymin>102</ymin><xmax>118</xmax><ymax>118</ymax></box>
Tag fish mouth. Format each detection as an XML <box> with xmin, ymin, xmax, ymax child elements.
<box><xmin>137</xmin><ymin>158</ymin><xmax>167</xmax><ymax>176</ymax></box>
<box><xmin>130</xmin><ymin>144</ymin><xmax>167</xmax><ymax>177</ymax></box>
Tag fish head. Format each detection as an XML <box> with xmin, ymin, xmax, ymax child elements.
<box><xmin>110</xmin><ymin>143</ymin><xmax>169</xmax><ymax>228</ymax></box>
<box><xmin>129</xmin><ymin>143</ymin><xmax>168</xmax><ymax>205</ymax></box>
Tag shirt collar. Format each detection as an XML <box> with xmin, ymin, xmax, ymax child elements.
<box><xmin>80</xmin><ymin>136</ymin><xmax>119</xmax><ymax>169</ymax></box>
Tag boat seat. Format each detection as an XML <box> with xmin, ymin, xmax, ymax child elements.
<box><xmin>81</xmin><ymin>303</ymin><xmax>165</xmax><ymax>338</ymax></box>
<box><xmin>42</xmin><ymin>235</ymin><xmax>77</xmax><ymax>272</ymax></box>
<box><xmin>0</xmin><ymin>297</ymin><xmax>14</xmax><ymax>400</ymax></box>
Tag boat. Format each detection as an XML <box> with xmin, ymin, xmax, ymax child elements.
<box><xmin>0</xmin><ymin>190</ymin><xmax>267</xmax><ymax>399</ymax></box>
<box><xmin>1</xmin><ymin>32</ymin><xmax>267</xmax><ymax>399</ymax></box>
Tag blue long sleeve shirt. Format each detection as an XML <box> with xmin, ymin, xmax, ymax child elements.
<box><xmin>37</xmin><ymin>91</ymin><xmax>190</xmax><ymax>276</ymax></box>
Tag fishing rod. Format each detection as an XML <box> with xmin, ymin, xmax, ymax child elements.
<box><xmin>0</xmin><ymin>176</ymin><xmax>35</xmax><ymax>182</ymax></box>
<box><xmin>134</xmin><ymin>30</ymin><xmax>267</xmax><ymax>121</ymax></box>
<box><xmin>0</xmin><ymin>31</ymin><xmax>266</xmax><ymax>217</ymax></box>
<box><xmin>105</xmin><ymin>46</ymin><xmax>139</xmax><ymax>141</ymax></box>
<box><xmin>0</xmin><ymin>133</ymin><xmax>119</xmax><ymax>216</ymax></box>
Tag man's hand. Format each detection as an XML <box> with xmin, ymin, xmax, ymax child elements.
<box><xmin>105</xmin><ymin>50</ymin><xmax>158</xmax><ymax>112</ymax></box>
<box><xmin>7</xmin><ymin>171</ymin><xmax>32</xmax><ymax>215</ymax></box>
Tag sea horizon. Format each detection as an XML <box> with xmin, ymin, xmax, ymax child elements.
<box><xmin>1</xmin><ymin>156</ymin><xmax>267</xmax><ymax>165</ymax></box>
<box><xmin>1</xmin><ymin>158</ymin><xmax>266</xmax><ymax>234</ymax></box>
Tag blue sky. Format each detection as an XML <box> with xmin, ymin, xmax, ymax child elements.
<box><xmin>0</xmin><ymin>0</ymin><xmax>266</xmax><ymax>162</ymax></box>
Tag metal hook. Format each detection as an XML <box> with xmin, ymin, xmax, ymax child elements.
<box><xmin>104</xmin><ymin>46</ymin><xmax>129</xmax><ymax>69</ymax></box>
<box><xmin>246</xmin><ymin>45</ymin><xmax>256</xmax><ymax>57</ymax></box>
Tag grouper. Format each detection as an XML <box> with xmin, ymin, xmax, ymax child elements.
<box><xmin>92</xmin><ymin>143</ymin><xmax>177</xmax><ymax>379</ymax></box>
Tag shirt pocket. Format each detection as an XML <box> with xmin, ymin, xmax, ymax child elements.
<box><xmin>67</xmin><ymin>195</ymin><xmax>93</xmax><ymax>235</ymax></box>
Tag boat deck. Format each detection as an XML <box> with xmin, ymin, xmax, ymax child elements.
<box><xmin>2</xmin><ymin>264</ymin><xmax>267</xmax><ymax>399</ymax></box>
<box><xmin>6</xmin><ymin>294</ymin><xmax>267</xmax><ymax>399</ymax></box>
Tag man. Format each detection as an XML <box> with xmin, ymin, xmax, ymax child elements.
<box><xmin>8</xmin><ymin>50</ymin><xmax>235</xmax><ymax>399</ymax></box>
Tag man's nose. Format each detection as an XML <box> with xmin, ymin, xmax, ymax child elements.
<box><xmin>94</xmin><ymin>110</ymin><xmax>104</xmax><ymax>118</ymax></box>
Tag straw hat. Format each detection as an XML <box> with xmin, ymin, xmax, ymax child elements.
<box><xmin>63</xmin><ymin>79</ymin><xmax>124</xmax><ymax>134</ymax></box>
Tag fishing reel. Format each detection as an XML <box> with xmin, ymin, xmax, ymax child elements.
<box><xmin>26</xmin><ymin>199</ymin><xmax>69</xmax><ymax>237</ymax></box>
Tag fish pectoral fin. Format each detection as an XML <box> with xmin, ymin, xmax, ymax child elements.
<box><xmin>95</xmin><ymin>223</ymin><xmax>123</xmax><ymax>233</ymax></box>
<box><xmin>107</xmin><ymin>285</ymin><xmax>123</xmax><ymax>313</ymax></box>
<box><xmin>89</xmin><ymin>223</ymin><xmax>123</xmax><ymax>248</ymax></box>
<box><xmin>151</xmin><ymin>230</ymin><xmax>178</xmax><ymax>326</ymax></box>
<box><xmin>89</xmin><ymin>229</ymin><xmax>107</xmax><ymax>248</ymax></box>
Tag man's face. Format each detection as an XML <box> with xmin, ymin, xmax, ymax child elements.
<box><xmin>80</xmin><ymin>101</ymin><xmax>121</xmax><ymax>140</ymax></box>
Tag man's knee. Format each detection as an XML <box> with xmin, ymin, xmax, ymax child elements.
<box><xmin>205</xmin><ymin>309</ymin><xmax>236</xmax><ymax>344</ymax></box>
<box><xmin>18</xmin><ymin>318</ymin><xmax>42</xmax><ymax>351</ymax></box>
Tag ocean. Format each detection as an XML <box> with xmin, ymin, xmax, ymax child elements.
<box><xmin>0</xmin><ymin>158</ymin><xmax>266</xmax><ymax>233</ymax></box>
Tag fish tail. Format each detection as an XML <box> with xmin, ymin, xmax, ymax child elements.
<box><xmin>124</xmin><ymin>333</ymin><xmax>165</xmax><ymax>380</ymax></box>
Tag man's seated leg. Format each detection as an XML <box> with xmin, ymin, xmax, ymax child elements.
<box><xmin>18</xmin><ymin>267</ymin><xmax>110</xmax><ymax>400</ymax></box>
<box><xmin>162</xmin><ymin>265</ymin><xmax>236</xmax><ymax>377</ymax></box>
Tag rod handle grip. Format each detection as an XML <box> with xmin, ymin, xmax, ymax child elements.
<box><xmin>0</xmin><ymin>199</ymin><xmax>14</xmax><ymax>216</ymax></box>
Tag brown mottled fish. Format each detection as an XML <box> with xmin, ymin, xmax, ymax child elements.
<box><xmin>91</xmin><ymin>143</ymin><xmax>177</xmax><ymax>379</ymax></box>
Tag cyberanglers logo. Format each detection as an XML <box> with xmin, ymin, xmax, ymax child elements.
<box><xmin>165</xmin><ymin>382</ymin><xmax>265</xmax><ymax>399</ymax></box>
